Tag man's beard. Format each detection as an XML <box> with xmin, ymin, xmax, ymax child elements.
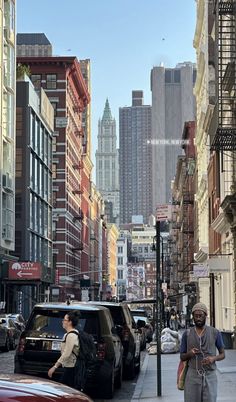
<box><xmin>195</xmin><ymin>319</ymin><xmax>206</xmax><ymax>328</ymax></box>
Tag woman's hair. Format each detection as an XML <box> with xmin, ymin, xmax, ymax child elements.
<box><xmin>66</xmin><ymin>310</ymin><xmax>80</xmax><ymax>327</ymax></box>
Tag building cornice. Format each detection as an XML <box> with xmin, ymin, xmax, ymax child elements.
<box><xmin>193</xmin><ymin>0</ymin><xmax>205</xmax><ymax>50</ymax></box>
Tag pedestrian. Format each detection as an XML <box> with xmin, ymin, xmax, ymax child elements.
<box><xmin>169</xmin><ymin>309</ymin><xmax>178</xmax><ymax>331</ymax></box>
<box><xmin>180</xmin><ymin>302</ymin><xmax>225</xmax><ymax>402</ymax></box>
<box><xmin>48</xmin><ymin>310</ymin><xmax>80</xmax><ymax>388</ymax></box>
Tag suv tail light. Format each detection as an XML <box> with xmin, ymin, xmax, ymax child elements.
<box><xmin>122</xmin><ymin>326</ymin><xmax>130</xmax><ymax>342</ymax></box>
<box><xmin>17</xmin><ymin>337</ymin><xmax>26</xmax><ymax>353</ymax></box>
<box><xmin>97</xmin><ymin>341</ymin><xmax>106</xmax><ymax>360</ymax></box>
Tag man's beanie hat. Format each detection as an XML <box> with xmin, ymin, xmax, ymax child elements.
<box><xmin>192</xmin><ymin>303</ymin><xmax>207</xmax><ymax>315</ymax></box>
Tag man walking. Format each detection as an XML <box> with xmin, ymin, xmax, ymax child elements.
<box><xmin>180</xmin><ymin>303</ymin><xmax>225</xmax><ymax>402</ymax></box>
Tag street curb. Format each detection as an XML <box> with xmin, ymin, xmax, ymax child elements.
<box><xmin>131</xmin><ymin>353</ymin><xmax>149</xmax><ymax>401</ymax></box>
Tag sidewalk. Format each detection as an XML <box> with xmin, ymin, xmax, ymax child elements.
<box><xmin>131</xmin><ymin>350</ymin><xmax>236</xmax><ymax>401</ymax></box>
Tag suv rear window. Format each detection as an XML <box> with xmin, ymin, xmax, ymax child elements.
<box><xmin>26</xmin><ymin>309</ymin><xmax>100</xmax><ymax>339</ymax></box>
<box><xmin>105</xmin><ymin>306</ymin><xmax>125</xmax><ymax>326</ymax></box>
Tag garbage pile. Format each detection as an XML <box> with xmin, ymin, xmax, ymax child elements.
<box><xmin>161</xmin><ymin>327</ymin><xmax>180</xmax><ymax>353</ymax></box>
<box><xmin>147</xmin><ymin>327</ymin><xmax>181</xmax><ymax>355</ymax></box>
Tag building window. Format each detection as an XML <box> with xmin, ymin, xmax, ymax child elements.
<box><xmin>118</xmin><ymin>246</ymin><xmax>123</xmax><ymax>254</ymax></box>
<box><xmin>118</xmin><ymin>270</ymin><xmax>123</xmax><ymax>280</ymax></box>
<box><xmin>174</xmin><ymin>70</ymin><xmax>181</xmax><ymax>83</ymax></box>
<box><xmin>31</xmin><ymin>74</ymin><xmax>41</xmax><ymax>89</ymax></box>
<box><xmin>15</xmin><ymin>149</ymin><xmax>22</xmax><ymax>177</ymax></box>
<box><xmin>50</xmin><ymin>101</ymin><xmax>57</xmax><ymax>116</ymax></box>
<box><xmin>46</xmin><ymin>74</ymin><xmax>57</xmax><ymax>89</ymax></box>
<box><xmin>165</xmin><ymin>70</ymin><xmax>172</xmax><ymax>83</ymax></box>
<box><xmin>118</xmin><ymin>256</ymin><xmax>123</xmax><ymax>265</ymax></box>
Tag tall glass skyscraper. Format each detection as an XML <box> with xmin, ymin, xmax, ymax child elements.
<box><xmin>119</xmin><ymin>91</ymin><xmax>152</xmax><ymax>224</ymax></box>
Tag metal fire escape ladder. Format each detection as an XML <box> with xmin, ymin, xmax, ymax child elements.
<box><xmin>211</xmin><ymin>0</ymin><xmax>236</xmax><ymax>150</ymax></box>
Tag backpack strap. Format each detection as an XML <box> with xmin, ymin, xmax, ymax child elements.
<box><xmin>64</xmin><ymin>330</ymin><xmax>79</xmax><ymax>343</ymax></box>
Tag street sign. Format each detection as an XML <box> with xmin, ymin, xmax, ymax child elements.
<box><xmin>208</xmin><ymin>256</ymin><xmax>230</xmax><ymax>273</ymax></box>
<box><xmin>192</xmin><ymin>264</ymin><xmax>209</xmax><ymax>278</ymax></box>
<box><xmin>8</xmin><ymin>262</ymin><xmax>42</xmax><ymax>280</ymax></box>
<box><xmin>156</xmin><ymin>204</ymin><xmax>171</xmax><ymax>221</ymax></box>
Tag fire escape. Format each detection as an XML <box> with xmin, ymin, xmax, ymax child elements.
<box><xmin>175</xmin><ymin>156</ymin><xmax>195</xmax><ymax>284</ymax></box>
<box><xmin>210</xmin><ymin>0</ymin><xmax>236</xmax><ymax>150</ymax></box>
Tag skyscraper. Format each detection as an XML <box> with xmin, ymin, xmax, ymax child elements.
<box><xmin>119</xmin><ymin>91</ymin><xmax>152</xmax><ymax>224</ymax></box>
<box><xmin>151</xmin><ymin>62</ymin><xmax>196</xmax><ymax>207</ymax></box>
<box><xmin>96</xmin><ymin>99</ymin><xmax>119</xmax><ymax>223</ymax></box>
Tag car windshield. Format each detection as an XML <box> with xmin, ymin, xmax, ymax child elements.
<box><xmin>133</xmin><ymin>316</ymin><xmax>148</xmax><ymax>324</ymax></box>
<box><xmin>26</xmin><ymin>309</ymin><xmax>100</xmax><ymax>339</ymax></box>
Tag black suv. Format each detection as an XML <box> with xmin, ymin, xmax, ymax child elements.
<box><xmin>87</xmin><ymin>302</ymin><xmax>141</xmax><ymax>379</ymax></box>
<box><xmin>14</xmin><ymin>303</ymin><xmax>123</xmax><ymax>399</ymax></box>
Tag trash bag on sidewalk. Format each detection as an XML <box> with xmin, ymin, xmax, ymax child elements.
<box><xmin>161</xmin><ymin>327</ymin><xmax>180</xmax><ymax>353</ymax></box>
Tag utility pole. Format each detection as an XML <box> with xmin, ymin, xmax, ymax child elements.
<box><xmin>155</xmin><ymin>220</ymin><xmax>162</xmax><ymax>397</ymax></box>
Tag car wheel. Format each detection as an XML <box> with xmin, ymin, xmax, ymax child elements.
<box><xmin>115</xmin><ymin>362</ymin><xmax>123</xmax><ymax>389</ymax></box>
<box><xmin>4</xmin><ymin>336</ymin><xmax>10</xmax><ymax>352</ymax></box>
<box><xmin>135</xmin><ymin>353</ymin><xmax>141</xmax><ymax>374</ymax></box>
<box><xmin>103</xmin><ymin>368</ymin><xmax>115</xmax><ymax>399</ymax></box>
<box><xmin>10</xmin><ymin>337</ymin><xmax>16</xmax><ymax>350</ymax></box>
<box><xmin>125</xmin><ymin>357</ymin><xmax>135</xmax><ymax>380</ymax></box>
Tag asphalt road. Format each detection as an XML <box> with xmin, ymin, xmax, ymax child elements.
<box><xmin>0</xmin><ymin>349</ymin><xmax>146</xmax><ymax>402</ymax></box>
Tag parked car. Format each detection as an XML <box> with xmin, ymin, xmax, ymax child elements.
<box><xmin>15</xmin><ymin>302</ymin><xmax>123</xmax><ymax>399</ymax></box>
<box><xmin>133</xmin><ymin>315</ymin><xmax>154</xmax><ymax>345</ymax></box>
<box><xmin>0</xmin><ymin>316</ymin><xmax>20</xmax><ymax>350</ymax></box>
<box><xmin>8</xmin><ymin>314</ymin><xmax>26</xmax><ymax>332</ymax></box>
<box><xmin>0</xmin><ymin>373</ymin><xmax>93</xmax><ymax>402</ymax></box>
<box><xmin>0</xmin><ymin>320</ymin><xmax>10</xmax><ymax>352</ymax></box>
<box><xmin>87</xmin><ymin>302</ymin><xmax>141</xmax><ymax>379</ymax></box>
<box><xmin>132</xmin><ymin>317</ymin><xmax>147</xmax><ymax>350</ymax></box>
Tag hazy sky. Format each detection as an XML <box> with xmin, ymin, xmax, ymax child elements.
<box><xmin>17</xmin><ymin>0</ymin><xmax>196</xmax><ymax>170</ymax></box>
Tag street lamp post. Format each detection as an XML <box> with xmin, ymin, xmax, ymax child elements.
<box><xmin>155</xmin><ymin>220</ymin><xmax>162</xmax><ymax>397</ymax></box>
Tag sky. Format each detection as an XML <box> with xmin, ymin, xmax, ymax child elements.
<box><xmin>17</xmin><ymin>0</ymin><xmax>196</xmax><ymax>173</ymax></box>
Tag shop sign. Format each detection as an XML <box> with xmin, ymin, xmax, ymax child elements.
<box><xmin>9</xmin><ymin>262</ymin><xmax>42</xmax><ymax>280</ymax></box>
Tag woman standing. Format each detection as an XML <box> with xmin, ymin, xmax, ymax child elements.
<box><xmin>48</xmin><ymin>310</ymin><xmax>80</xmax><ymax>388</ymax></box>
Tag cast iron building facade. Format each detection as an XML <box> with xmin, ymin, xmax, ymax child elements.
<box><xmin>151</xmin><ymin>62</ymin><xmax>196</xmax><ymax>207</ymax></box>
<box><xmin>119</xmin><ymin>91</ymin><xmax>152</xmax><ymax>224</ymax></box>
<box><xmin>17</xmin><ymin>56</ymin><xmax>90</xmax><ymax>301</ymax></box>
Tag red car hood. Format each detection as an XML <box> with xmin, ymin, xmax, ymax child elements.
<box><xmin>0</xmin><ymin>374</ymin><xmax>93</xmax><ymax>401</ymax></box>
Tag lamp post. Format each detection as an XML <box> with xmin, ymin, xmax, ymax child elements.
<box><xmin>155</xmin><ymin>220</ymin><xmax>162</xmax><ymax>397</ymax></box>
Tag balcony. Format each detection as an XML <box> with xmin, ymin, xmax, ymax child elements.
<box><xmin>72</xmin><ymin>186</ymin><xmax>84</xmax><ymax>195</ymax></box>
<box><xmin>182</xmin><ymin>192</ymin><xmax>194</xmax><ymax>205</ymax></box>
<box><xmin>73</xmin><ymin>211</ymin><xmax>84</xmax><ymax>221</ymax></box>
<box><xmin>73</xmin><ymin>161</ymin><xmax>84</xmax><ymax>170</ymax></box>
<box><xmin>71</xmin><ymin>242</ymin><xmax>84</xmax><ymax>252</ymax></box>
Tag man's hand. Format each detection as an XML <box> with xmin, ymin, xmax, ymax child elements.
<box><xmin>202</xmin><ymin>356</ymin><xmax>215</xmax><ymax>365</ymax></box>
<box><xmin>48</xmin><ymin>366</ymin><xmax>56</xmax><ymax>378</ymax></box>
<box><xmin>190</xmin><ymin>347</ymin><xmax>200</xmax><ymax>357</ymax></box>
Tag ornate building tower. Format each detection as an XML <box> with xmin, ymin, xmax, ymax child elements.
<box><xmin>96</xmin><ymin>99</ymin><xmax>119</xmax><ymax>224</ymax></box>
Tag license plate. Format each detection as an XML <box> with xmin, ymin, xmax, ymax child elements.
<box><xmin>52</xmin><ymin>341</ymin><xmax>61</xmax><ymax>351</ymax></box>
